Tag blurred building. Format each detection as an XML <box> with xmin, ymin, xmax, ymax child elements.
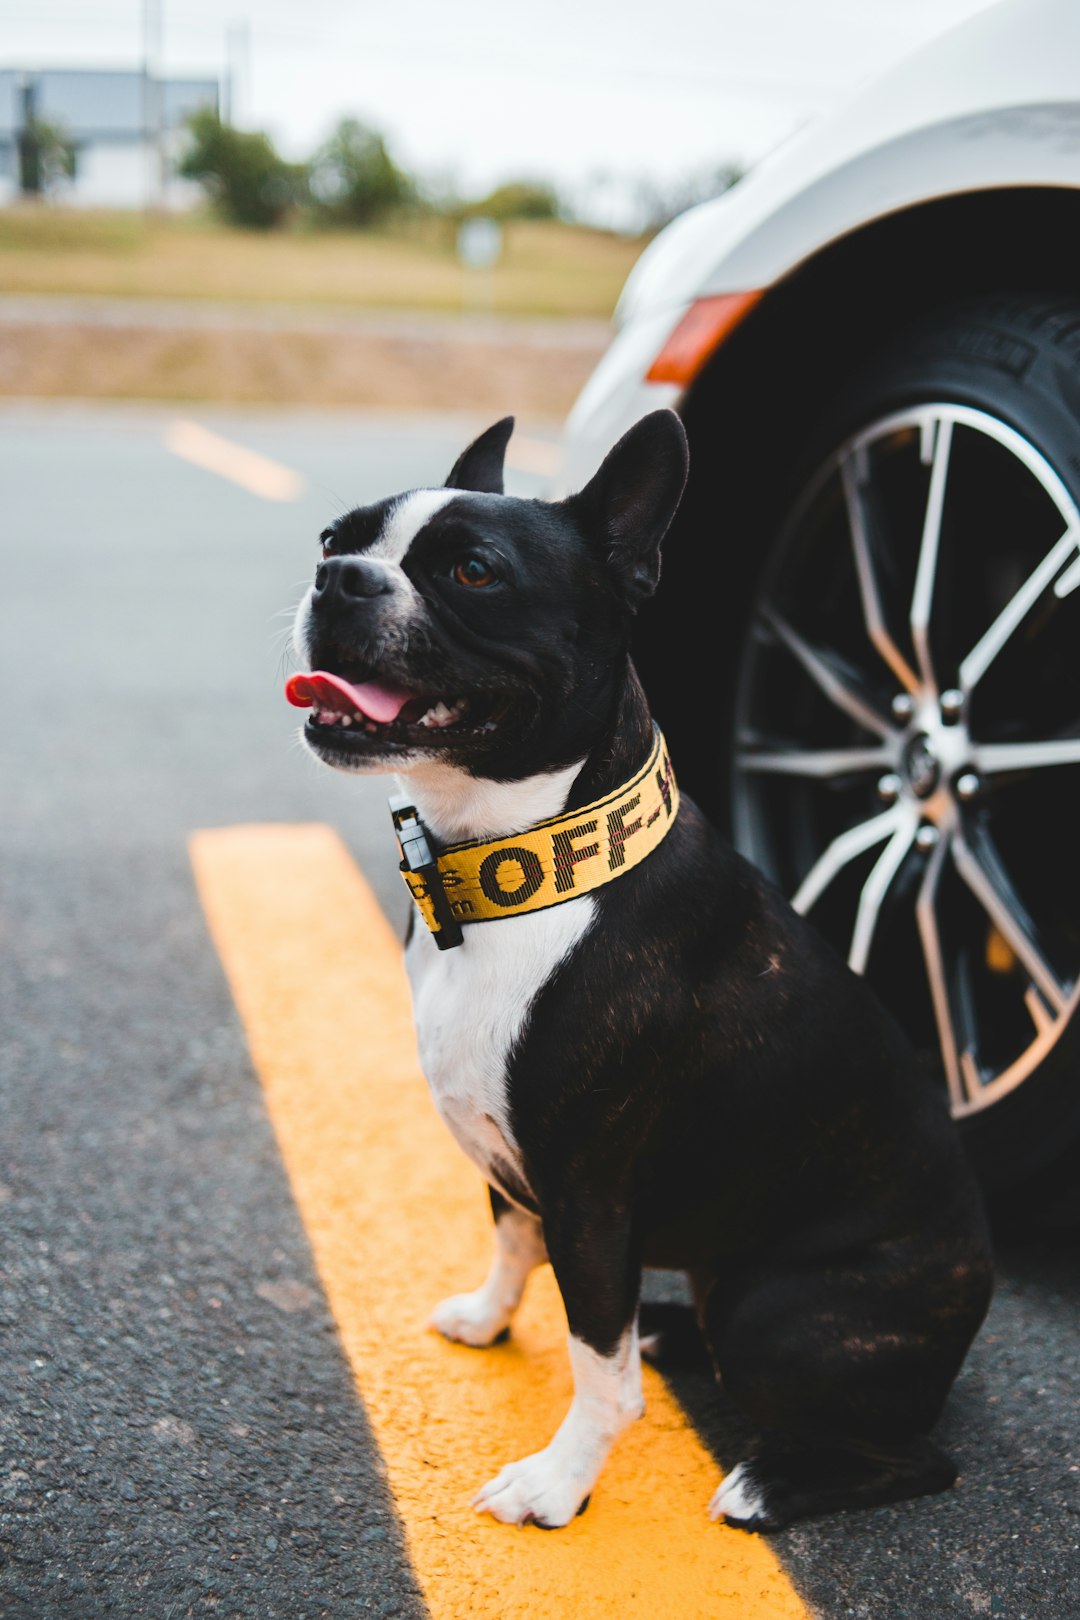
<box><xmin>0</xmin><ymin>68</ymin><xmax>219</xmax><ymax>208</ymax></box>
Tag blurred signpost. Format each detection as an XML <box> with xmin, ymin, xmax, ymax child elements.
<box><xmin>456</xmin><ymin>215</ymin><xmax>502</xmax><ymax>313</ymax></box>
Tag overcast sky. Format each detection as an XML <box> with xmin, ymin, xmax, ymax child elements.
<box><xmin>8</xmin><ymin>0</ymin><xmax>998</xmax><ymax>220</ymax></box>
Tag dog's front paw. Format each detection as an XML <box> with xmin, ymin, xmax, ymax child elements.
<box><xmin>472</xmin><ymin>1449</ymin><xmax>591</xmax><ymax>1528</ymax></box>
<box><xmin>428</xmin><ymin>1290</ymin><xmax>511</xmax><ymax>1347</ymax></box>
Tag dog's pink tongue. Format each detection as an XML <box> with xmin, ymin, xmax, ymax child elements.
<box><xmin>285</xmin><ymin>671</ymin><xmax>410</xmax><ymax>723</ymax></box>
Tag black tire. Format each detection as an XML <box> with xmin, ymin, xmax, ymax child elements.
<box><xmin>726</xmin><ymin>298</ymin><xmax>1080</xmax><ymax>1234</ymax></box>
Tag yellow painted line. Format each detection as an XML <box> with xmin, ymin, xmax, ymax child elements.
<box><xmin>165</xmin><ymin>418</ymin><xmax>306</xmax><ymax>502</ymax></box>
<box><xmin>190</xmin><ymin>823</ymin><xmax>809</xmax><ymax>1620</ymax></box>
<box><xmin>506</xmin><ymin>434</ymin><xmax>563</xmax><ymax>479</ymax></box>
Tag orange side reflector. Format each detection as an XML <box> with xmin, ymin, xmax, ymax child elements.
<box><xmin>646</xmin><ymin>291</ymin><xmax>763</xmax><ymax>386</ymax></box>
<box><xmin>986</xmin><ymin>927</ymin><xmax>1016</xmax><ymax>975</ymax></box>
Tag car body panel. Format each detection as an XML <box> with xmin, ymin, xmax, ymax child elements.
<box><xmin>559</xmin><ymin>0</ymin><xmax>1080</xmax><ymax>492</ymax></box>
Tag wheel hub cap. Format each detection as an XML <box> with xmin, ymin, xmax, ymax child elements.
<box><xmin>902</xmin><ymin>733</ymin><xmax>940</xmax><ymax>800</ymax></box>
<box><xmin>733</xmin><ymin>402</ymin><xmax>1080</xmax><ymax>1119</ymax></box>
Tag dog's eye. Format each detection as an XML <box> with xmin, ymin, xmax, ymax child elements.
<box><xmin>452</xmin><ymin>556</ymin><xmax>497</xmax><ymax>588</ymax></box>
<box><xmin>319</xmin><ymin>528</ymin><xmax>336</xmax><ymax>558</ymax></box>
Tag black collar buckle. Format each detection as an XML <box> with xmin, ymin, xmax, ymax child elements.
<box><xmin>389</xmin><ymin>796</ymin><xmax>465</xmax><ymax>950</ymax></box>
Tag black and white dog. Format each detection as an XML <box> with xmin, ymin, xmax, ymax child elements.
<box><xmin>287</xmin><ymin>411</ymin><xmax>993</xmax><ymax>1533</ymax></box>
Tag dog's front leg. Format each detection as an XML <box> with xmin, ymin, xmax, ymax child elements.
<box><xmin>473</xmin><ymin>1201</ymin><xmax>643</xmax><ymax>1528</ymax></box>
<box><xmin>429</xmin><ymin>1189</ymin><xmax>547</xmax><ymax>1347</ymax></box>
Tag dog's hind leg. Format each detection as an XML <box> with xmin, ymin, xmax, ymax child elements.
<box><xmin>429</xmin><ymin>1188</ymin><xmax>546</xmax><ymax>1347</ymax></box>
<box><xmin>699</xmin><ymin>1240</ymin><xmax>992</xmax><ymax>1532</ymax></box>
<box><xmin>708</xmin><ymin>1434</ymin><xmax>959</xmax><ymax>1532</ymax></box>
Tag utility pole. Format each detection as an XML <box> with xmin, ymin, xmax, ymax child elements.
<box><xmin>141</xmin><ymin>0</ymin><xmax>166</xmax><ymax>211</ymax></box>
<box><xmin>224</xmin><ymin>20</ymin><xmax>250</xmax><ymax>126</ymax></box>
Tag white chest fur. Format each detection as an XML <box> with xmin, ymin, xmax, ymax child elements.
<box><xmin>404</xmin><ymin>895</ymin><xmax>596</xmax><ymax>1201</ymax></box>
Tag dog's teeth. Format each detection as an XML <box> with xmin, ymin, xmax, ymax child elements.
<box><xmin>418</xmin><ymin>699</ymin><xmax>467</xmax><ymax>729</ymax></box>
<box><xmin>340</xmin><ymin>715</ymin><xmax>352</xmax><ymax>728</ymax></box>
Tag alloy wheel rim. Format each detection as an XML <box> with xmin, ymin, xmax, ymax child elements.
<box><xmin>733</xmin><ymin>403</ymin><xmax>1080</xmax><ymax>1118</ymax></box>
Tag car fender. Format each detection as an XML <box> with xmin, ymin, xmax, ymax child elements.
<box><xmin>560</xmin><ymin>0</ymin><xmax>1080</xmax><ymax>492</ymax></box>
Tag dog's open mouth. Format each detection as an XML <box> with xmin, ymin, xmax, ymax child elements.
<box><xmin>285</xmin><ymin>670</ymin><xmax>504</xmax><ymax>747</ymax></box>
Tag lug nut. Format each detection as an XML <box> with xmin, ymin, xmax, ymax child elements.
<box><xmin>955</xmin><ymin>772</ymin><xmax>981</xmax><ymax>801</ymax></box>
<box><xmin>891</xmin><ymin>693</ymin><xmax>916</xmax><ymax>724</ymax></box>
<box><xmin>877</xmin><ymin>773</ymin><xmax>903</xmax><ymax>804</ymax></box>
<box><xmin>940</xmin><ymin>688</ymin><xmax>965</xmax><ymax>724</ymax></box>
<box><xmin>915</xmin><ymin>824</ymin><xmax>939</xmax><ymax>850</ymax></box>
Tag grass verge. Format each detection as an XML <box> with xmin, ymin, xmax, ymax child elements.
<box><xmin>0</xmin><ymin>208</ymin><xmax>644</xmax><ymax>319</ymax></box>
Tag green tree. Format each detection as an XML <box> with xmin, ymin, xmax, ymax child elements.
<box><xmin>178</xmin><ymin>107</ymin><xmax>305</xmax><ymax>229</ymax></box>
<box><xmin>19</xmin><ymin>117</ymin><xmax>77</xmax><ymax>196</ymax></box>
<box><xmin>463</xmin><ymin>180</ymin><xmax>561</xmax><ymax>222</ymax></box>
<box><xmin>308</xmin><ymin>118</ymin><xmax>414</xmax><ymax>227</ymax></box>
<box><xmin>635</xmin><ymin>162</ymin><xmax>745</xmax><ymax>233</ymax></box>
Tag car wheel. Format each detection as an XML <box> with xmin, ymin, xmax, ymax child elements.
<box><xmin>730</xmin><ymin>298</ymin><xmax>1080</xmax><ymax>1229</ymax></box>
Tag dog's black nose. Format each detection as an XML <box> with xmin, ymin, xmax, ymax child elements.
<box><xmin>313</xmin><ymin>556</ymin><xmax>393</xmax><ymax>601</ymax></box>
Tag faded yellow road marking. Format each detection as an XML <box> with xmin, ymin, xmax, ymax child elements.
<box><xmin>190</xmin><ymin>823</ymin><xmax>809</xmax><ymax>1620</ymax></box>
<box><xmin>165</xmin><ymin>418</ymin><xmax>306</xmax><ymax>501</ymax></box>
<box><xmin>506</xmin><ymin>434</ymin><xmax>562</xmax><ymax>479</ymax></box>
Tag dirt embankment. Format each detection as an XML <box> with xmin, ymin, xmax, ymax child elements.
<box><xmin>0</xmin><ymin>300</ymin><xmax>612</xmax><ymax>417</ymax></box>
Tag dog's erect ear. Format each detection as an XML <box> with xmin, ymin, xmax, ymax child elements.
<box><xmin>445</xmin><ymin>416</ymin><xmax>515</xmax><ymax>494</ymax></box>
<box><xmin>569</xmin><ymin>410</ymin><xmax>689</xmax><ymax>607</ymax></box>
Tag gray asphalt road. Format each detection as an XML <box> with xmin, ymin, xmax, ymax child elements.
<box><xmin>1</xmin><ymin>403</ymin><xmax>1077</xmax><ymax>1619</ymax></box>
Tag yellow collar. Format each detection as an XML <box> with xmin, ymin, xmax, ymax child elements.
<box><xmin>390</xmin><ymin>728</ymin><xmax>679</xmax><ymax>949</ymax></box>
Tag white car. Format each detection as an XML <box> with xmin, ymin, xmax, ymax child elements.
<box><xmin>559</xmin><ymin>0</ymin><xmax>1080</xmax><ymax>1226</ymax></box>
